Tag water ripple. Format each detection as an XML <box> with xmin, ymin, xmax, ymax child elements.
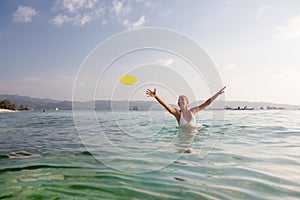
<box><xmin>1</xmin><ymin>110</ymin><xmax>300</xmax><ymax>199</ymax></box>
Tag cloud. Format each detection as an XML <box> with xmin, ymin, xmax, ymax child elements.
<box><xmin>122</xmin><ymin>15</ymin><xmax>146</xmax><ymax>29</ymax></box>
<box><xmin>75</xmin><ymin>13</ymin><xmax>93</xmax><ymax>25</ymax></box>
<box><xmin>274</xmin><ymin>14</ymin><xmax>300</xmax><ymax>41</ymax></box>
<box><xmin>13</xmin><ymin>6</ymin><xmax>38</xmax><ymax>23</ymax></box>
<box><xmin>50</xmin><ymin>13</ymin><xmax>70</xmax><ymax>26</ymax></box>
<box><xmin>54</xmin><ymin>0</ymin><xmax>97</xmax><ymax>13</ymax></box>
<box><xmin>111</xmin><ymin>0</ymin><xmax>122</xmax><ymax>16</ymax></box>
<box><xmin>132</xmin><ymin>15</ymin><xmax>145</xmax><ymax>28</ymax></box>
<box><xmin>258</xmin><ymin>5</ymin><xmax>269</xmax><ymax>17</ymax></box>
<box><xmin>110</xmin><ymin>0</ymin><xmax>131</xmax><ymax>16</ymax></box>
<box><xmin>111</xmin><ymin>1</ymin><xmax>147</xmax><ymax>29</ymax></box>
<box><xmin>122</xmin><ymin>19</ymin><xmax>130</xmax><ymax>27</ymax></box>
<box><xmin>50</xmin><ymin>0</ymin><xmax>105</xmax><ymax>26</ymax></box>
<box><xmin>50</xmin><ymin>13</ymin><xmax>93</xmax><ymax>26</ymax></box>
<box><xmin>158</xmin><ymin>58</ymin><xmax>174</xmax><ymax>66</ymax></box>
<box><xmin>50</xmin><ymin>0</ymin><xmax>150</xmax><ymax>28</ymax></box>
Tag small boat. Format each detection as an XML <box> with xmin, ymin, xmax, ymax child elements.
<box><xmin>226</xmin><ymin>106</ymin><xmax>254</xmax><ymax>110</ymax></box>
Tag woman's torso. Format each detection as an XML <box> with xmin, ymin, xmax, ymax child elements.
<box><xmin>179</xmin><ymin>110</ymin><xmax>197</xmax><ymax>127</ymax></box>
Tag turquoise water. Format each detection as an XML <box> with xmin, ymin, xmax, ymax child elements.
<box><xmin>1</xmin><ymin>110</ymin><xmax>300</xmax><ymax>199</ymax></box>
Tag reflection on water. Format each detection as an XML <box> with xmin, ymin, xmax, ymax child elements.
<box><xmin>175</xmin><ymin>127</ymin><xmax>201</xmax><ymax>154</ymax></box>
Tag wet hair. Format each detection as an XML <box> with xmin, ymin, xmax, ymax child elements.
<box><xmin>178</xmin><ymin>95</ymin><xmax>189</xmax><ymax>106</ymax></box>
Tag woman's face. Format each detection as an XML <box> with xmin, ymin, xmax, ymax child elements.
<box><xmin>178</xmin><ymin>95</ymin><xmax>189</xmax><ymax>107</ymax></box>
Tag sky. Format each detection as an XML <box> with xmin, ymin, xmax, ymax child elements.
<box><xmin>1</xmin><ymin>0</ymin><xmax>300</xmax><ymax>105</ymax></box>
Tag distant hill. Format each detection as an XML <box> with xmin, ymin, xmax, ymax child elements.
<box><xmin>0</xmin><ymin>94</ymin><xmax>71</xmax><ymax>110</ymax></box>
<box><xmin>0</xmin><ymin>94</ymin><xmax>299</xmax><ymax>111</ymax></box>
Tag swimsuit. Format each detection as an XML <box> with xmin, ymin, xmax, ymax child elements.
<box><xmin>179</xmin><ymin>111</ymin><xmax>197</xmax><ymax>128</ymax></box>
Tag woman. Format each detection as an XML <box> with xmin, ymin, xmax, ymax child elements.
<box><xmin>146</xmin><ymin>86</ymin><xmax>226</xmax><ymax>128</ymax></box>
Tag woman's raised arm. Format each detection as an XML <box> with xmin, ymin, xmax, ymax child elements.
<box><xmin>146</xmin><ymin>88</ymin><xmax>178</xmax><ymax>116</ymax></box>
<box><xmin>190</xmin><ymin>86</ymin><xmax>226</xmax><ymax>114</ymax></box>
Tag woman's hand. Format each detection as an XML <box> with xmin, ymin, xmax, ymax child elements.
<box><xmin>216</xmin><ymin>86</ymin><xmax>226</xmax><ymax>96</ymax></box>
<box><xmin>145</xmin><ymin>88</ymin><xmax>178</xmax><ymax>116</ymax></box>
<box><xmin>146</xmin><ymin>88</ymin><xmax>157</xmax><ymax>98</ymax></box>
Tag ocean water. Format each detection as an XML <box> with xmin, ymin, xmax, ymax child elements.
<box><xmin>0</xmin><ymin>110</ymin><xmax>300</xmax><ymax>199</ymax></box>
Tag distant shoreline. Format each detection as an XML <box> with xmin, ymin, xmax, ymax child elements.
<box><xmin>0</xmin><ymin>108</ymin><xmax>18</xmax><ymax>113</ymax></box>
<box><xmin>1</xmin><ymin>94</ymin><xmax>300</xmax><ymax>111</ymax></box>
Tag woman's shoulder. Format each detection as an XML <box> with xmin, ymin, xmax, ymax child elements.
<box><xmin>189</xmin><ymin>109</ymin><xmax>196</xmax><ymax>115</ymax></box>
<box><xmin>174</xmin><ymin>109</ymin><xmax>181</xmax><ymax>116</ymax></box>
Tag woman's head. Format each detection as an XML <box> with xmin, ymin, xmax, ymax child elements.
<box><xmin>178</xmin><ymin>95</ymin><xmax>189</xmax><ymax>108</ymax></box>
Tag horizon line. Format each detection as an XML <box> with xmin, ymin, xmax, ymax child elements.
<box><xmin>0</xmin><ymin>93</ymin><xmax>299</xmax><ymax>106</ymax></box>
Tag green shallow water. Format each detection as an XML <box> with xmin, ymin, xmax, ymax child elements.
<box><xmin>0</xmin><ymin>110</ymin><xmax>300</xmax><ymax>199</ymax></box>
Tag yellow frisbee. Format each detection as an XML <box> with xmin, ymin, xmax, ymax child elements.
<box><xmin>119</xmin><ymin>75</ymin><xmax>138</xmax><ymax>85</ymax></box>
